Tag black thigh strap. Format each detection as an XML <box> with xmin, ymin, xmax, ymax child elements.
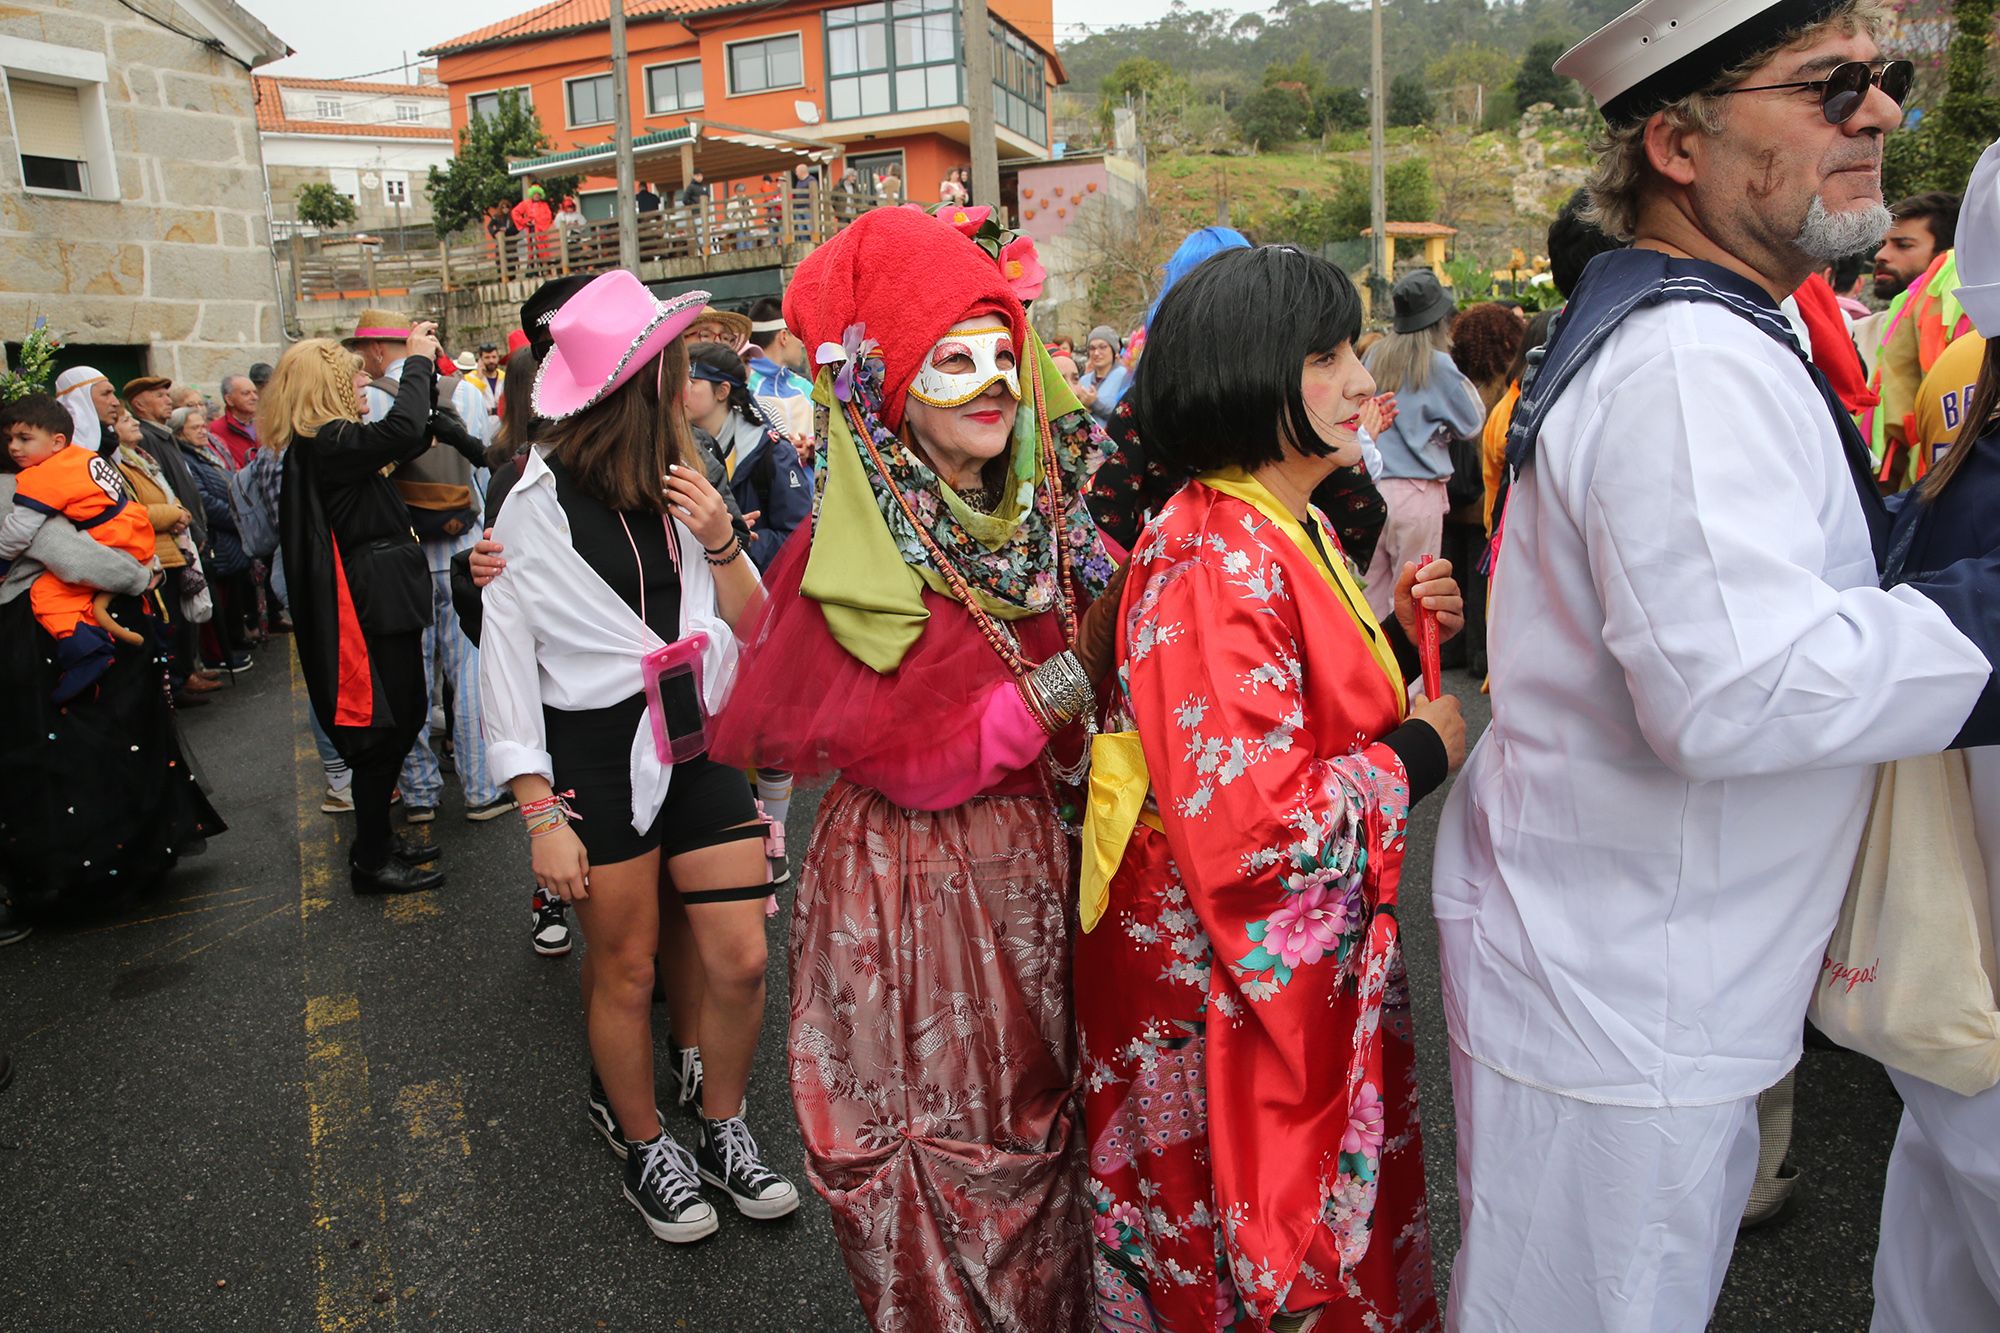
<box><xmin>678</xmin><ymin>883</ymin><xmax>770</xmax><ymax>905</ymax></box>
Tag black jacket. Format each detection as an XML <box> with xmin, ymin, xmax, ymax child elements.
<box><xmin>282</xmin><ymin>360</ymin><xmax>436</xmax><ymax>735</ymax></box>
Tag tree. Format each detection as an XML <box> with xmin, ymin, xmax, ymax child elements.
<box><xmin>1425</xmin><ymin>45</ymin><xmax>1517</xmax><ymax>126</ymax></box>
<box><xmin>1316</xmin><ymin>86</ymin><xmax>1369</xmax><ymax>133</ymax></box>
<box><xmin>1103</xmin><ymin>56</ymin><xmax>1182</xmax><ymax>104</ymax></box>
<box><xmin>1926</xmin><ymin>0</ymin><xmax>2000</xmax><ymax>191</ymax></box>
<box><xmin>295</xmin><ymin>181</ymin><xmax>357</xmax><ymax>230</ymax></box>
<box><xmin>1234</xmin><ymin>84</ymin><xmax>1311</xmax><ymax>149</ymax></box>
<box><xmin>426</xmin><ymin>91</ymin><xmax>578</xmax><ymax>238</ymax></box>
<box><xmin>1388</xmin><ymin>73</ymin><xmax>1435</xmax><ymax>127</ymax></box>
<box><xmin>1514</xmin><ymin>37</ymin><xmax>1578</xmax><ymax>114</ymax></box>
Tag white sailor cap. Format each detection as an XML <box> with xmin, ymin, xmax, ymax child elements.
<box><xmin>1556</xmin><ymin>0</ymin><xmax>1849</xmax><ymax>126</ymax></box>
<box><xmin>1956</xmin><ymin>137</ymin><xmax>2000</xmax><ymax>339</ymax></box>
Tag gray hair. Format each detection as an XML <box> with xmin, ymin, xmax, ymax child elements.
<box><xmin>1581</xmin><ymin>0</ymin><xmax>1890</xmax><ymax>241</ymax></box>
<box><xmin>167</xmin><ymin>404</ymin><xmax>205</xmax><ymax>438</ymax></box>
<box><xmin>221</xmin><ymin>374</ymin><xmax>251</xmax><ymax>399</ymax></box>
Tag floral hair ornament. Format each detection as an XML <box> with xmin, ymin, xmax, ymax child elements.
<box><xmin>927</xmin><ymin>203</ymin><xmax>1047</xmax><ymax>305</ymax></box>
<box><xmin>816</xmin><ymin>322</ymin><xmax>883</xmax><ymax>406</ymax></box>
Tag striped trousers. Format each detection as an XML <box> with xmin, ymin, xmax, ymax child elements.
<box><xmin>399</xmin><ymin>556</ymin><xmax>501</xmax><ymax>808</ymax></box>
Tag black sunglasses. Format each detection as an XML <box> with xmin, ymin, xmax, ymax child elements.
<box><xmin>1721</xmin><ymin>59</ymin><xmax>1915</xmax><ymax>125</ymax></box>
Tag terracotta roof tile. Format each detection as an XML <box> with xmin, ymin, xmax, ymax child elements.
<box><xmin>253</xmin><ymin>77</ymin><xmax>454</xmax><ymax>140</ymax></box>
<box><xmin>424</xmin><ymin>0</ymin><xmax>738</xmax><ymax>56</ymax></box>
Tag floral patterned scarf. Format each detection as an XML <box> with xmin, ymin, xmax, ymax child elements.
<box><xmin>802</xmin><ymin>326</ymin><xmax>1116</xmax><ymax>672</ymax></box>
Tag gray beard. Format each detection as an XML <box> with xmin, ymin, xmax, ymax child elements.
<box><xmin>1796</xmin><ymin>195</ymin><xmax>1892</xmax><ymax>262</ymax></box>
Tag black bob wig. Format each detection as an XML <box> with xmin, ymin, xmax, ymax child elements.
<box><xmin>1135</xmin><ymin>245</ymin><xmax>1364</xmax><ymax>476</ymax></box>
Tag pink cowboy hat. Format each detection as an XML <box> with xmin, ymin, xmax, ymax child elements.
<box><xmin>532</xmin><ymin>271</ymin><xmax>710</xmax><ymax>420</ymax></box>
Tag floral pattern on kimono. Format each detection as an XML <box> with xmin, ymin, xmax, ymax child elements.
<box><xmin>1077</xmin><ymin>477</ymin><xmax>1438</xmax><ymax>1332</ymax></box>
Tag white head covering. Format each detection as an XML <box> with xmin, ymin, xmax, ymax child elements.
<box><xmin>54</xmin><ymin>366</ymin><xmax>109</xmax><ymax>448</ymax></box>
<box><xmin>1955</xmin><ymin>137</ymin><xmax>2000</xmax><ymax>339</ymax></box>
<box><xmin>1556</xmin><ymin>0</ymin><xmax>1847</xmax><ymax>126</ymax></box>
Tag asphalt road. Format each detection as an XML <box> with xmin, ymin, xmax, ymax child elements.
<box><xmin>0</xmin><ymin>650</ymin><xmax>1900</xmax><ymax>1331</ymax></box>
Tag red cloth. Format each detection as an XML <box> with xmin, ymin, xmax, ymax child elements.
<box><xmin>782</xmin><ymin>207</ymin><xmax>1025</xmax><ymax>430</ymax></box>
<box><xmin>1077</xmin><ymin>480</ymin><xmax>1438</xmax><ymax>1331</ymax></box>
<box><xmin>209</xmin><ymin>412</ymin><xmax>258</xmax><ymax>470</ymax></box>
<box><xmin>1794</xmin><ymin>272</ymin><xmax>1878</xmax><ymax>414</ymax></box>
<box><xmin>505</xmin><ymin>329</ymin><xmax>530</xmax><ymax>355</ymax></box>
<box><xmin>509</xmin><ymin>197</ymin><xmax>552</xmax><ymax>234</ymax></box>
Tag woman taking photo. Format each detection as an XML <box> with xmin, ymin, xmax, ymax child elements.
<box><xmin>265</xmin><ymin>329</ymin><xmax>445</xmax><ymax>896</ymax></box>
<box><xmin>477</xmin><ymin>271</ymin><xmax>796</xmax><ymax>1245</ymax></box>
<box><xmin>711</xmin><ymin>206</ymin><xmax>1116</xmax><ymax>1330</ymax></box>
<box><xmin>1075</xmin><ymin>246</ymin><xmax>1463</xmax><ymax>1332</ymax></box>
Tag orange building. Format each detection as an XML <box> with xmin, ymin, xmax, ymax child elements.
<box><xmin>423</xmin><ymin>0</ymin><xmax>1063</xmax><ymax>219</ymax></box>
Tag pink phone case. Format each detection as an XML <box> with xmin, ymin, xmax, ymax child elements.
<box><xmin>642</xmin><ymin>633</ymin><xmax>709</xmax><ymax>764</ymax></box>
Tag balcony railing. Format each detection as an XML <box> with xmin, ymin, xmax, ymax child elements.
<box><xmin>283</xmin><ymin>183</ymin><xmax>920</xmax><ymax>302</ymax></box>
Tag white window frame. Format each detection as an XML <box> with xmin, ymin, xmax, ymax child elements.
<box><xmin>467</xmin><ymin>85</ymin><xmax>532</xmax><ymax>121</ymax></box>
<box><xmin>642</xmin><ymin>58</ymin><xmax>703</xmax><ymax>117</ymax></box>
<box><xmin>724</xmin><ymin>31</ymin><xmax>805</xmax><ymax>98</ymax></box>
<box><xmin>563</xmin><ymin>72</ymin><xmax>615</xmax><ymax>129</ymax></box>
<box><xmin>0</xmin><ymin>37</ymin><xmax>118</xmax><ymax>203</ymax></box>
<box><xmin>382</xmin><ymin>172</ymin><xmax>410</xmax><ymax>206</ymax></box>
<box><xmin>394</xmin><ymin>101</ymin><xmax>422</xmax><ymax>122</ymax></box>
<box><xmin>315</xmin><ymin>96</ymin><xmax>345</xmax><ymax>120</ymax></box>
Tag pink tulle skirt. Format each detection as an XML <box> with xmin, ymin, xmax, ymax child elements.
<box><xmin>711</xmin><ymin>518</ymin><xmax>1071</xmax><ymax>800</ymax></box>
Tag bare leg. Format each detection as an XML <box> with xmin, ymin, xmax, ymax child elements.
<box><xmin>569</xmin><ymin>850</ymin><xmax>663</xmax><ymax>1141</ymax></box>
<box><xmin>666</xmin><ymin>825</ymin><xmax>769</xmax><ymax>1118</ymax></box>
<box><xmin>658</xmin><ymin>887</ymin><xmax>706</xmax><ymax>1051</ymax></box>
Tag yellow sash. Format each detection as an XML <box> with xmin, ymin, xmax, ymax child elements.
<box><xmin>1078</xmin><ymin>468</ymin><xmax>1403</xmax><ymax>931</ymax></box>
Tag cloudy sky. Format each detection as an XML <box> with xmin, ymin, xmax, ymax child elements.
<box><xmin>243</xmin><ymin>1</ymin><xmax>1250</xmax><ymax>80</ymax></box>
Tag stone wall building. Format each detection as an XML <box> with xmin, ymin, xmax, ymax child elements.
<box><xmin>257</xmin><ymin>74</ymin><xmax>454</xmax><ymax>236</ymax></box>
<box><xmin>0</xmin><ymin>0</ymin><xmax>288</xmax><ymax>394</ymax></box>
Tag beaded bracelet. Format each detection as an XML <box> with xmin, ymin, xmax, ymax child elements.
<box><xmin>704</xmin><ymin>545</ymin><xmax>744</xmax><ymax>568</ymax></box>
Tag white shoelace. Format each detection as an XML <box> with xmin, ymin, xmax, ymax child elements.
<box><xmin>711</xmin><ymin>1116</ymin><xmax>778</xmax><ymax>1190</ymax></box>
<box><xmin>637</xmin><ymin>1135</ymin><xmax>702</xmax><ymax>1208</ymax></box>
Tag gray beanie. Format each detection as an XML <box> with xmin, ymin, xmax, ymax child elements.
<box><xmin>1087</xmin><ymin>324</ymin><xmax>1120</xmax><ymax>349</ymax></box>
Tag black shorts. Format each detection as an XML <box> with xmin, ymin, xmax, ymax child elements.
<box><xmin>545</xmin><ymin>694</ymin><xmax>761</xmax><ymax>866</ymax></box>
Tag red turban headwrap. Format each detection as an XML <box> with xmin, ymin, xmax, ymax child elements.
<box><xmin>783</xmin><ymin>207</ymin><xmax>1026</xmax><ymax>431</ymax></box>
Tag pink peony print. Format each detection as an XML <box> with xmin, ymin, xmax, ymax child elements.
<box><xmin>1263</xmin><ymin>885</ymin><xmax>1345</xmax><ymax>969</ymax></box>
<box><xmin>996</xmin><ymin>235</ymin><xmax>1047</xmax><ymax>301</ymax></box>
<box><xmin>943</xmin><ymin>205</ymin><xmax>993</xmax><ymax>235</ymax></box>
<box><xmin>1093</xmin><ymin>1212</ymin><xmax>1125</xmax><ymax>1248</ymax></box>
<box><xmin>1342</xmin><ymin>1082</ymin><xmax>1384</xmax><ymax>1159</ymax></box>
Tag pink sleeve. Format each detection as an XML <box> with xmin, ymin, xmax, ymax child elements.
<box><xmin>845</xmin><ymin>681</ymin><xmax>1049</xmax><ymax>810</ymax></box>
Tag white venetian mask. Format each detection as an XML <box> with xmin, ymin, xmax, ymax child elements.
<box><xmin>908</xmin><ymin>327</ymin><xmax>1021</xmax><ymax>408</ymax></box>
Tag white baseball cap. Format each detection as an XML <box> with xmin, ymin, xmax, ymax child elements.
<box><xmin>1556</xmin><ymin>0</ymin><xmax>1848</xmax><ymax>126</ymax></box>
<box><xmin>1955</xmin><ymin>137</ymin><xmax>2000</xmax><ymax>339</ymax></box>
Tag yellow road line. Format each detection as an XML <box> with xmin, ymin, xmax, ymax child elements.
<box><xmin>292</xmin><ymin>651</ymin><xmax>398</xmax><ymax>1331</ymax></box>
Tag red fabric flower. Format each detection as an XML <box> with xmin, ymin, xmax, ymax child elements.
<box><xmin>997</xmin><ymin>236</ymin><xmax>1046</xmax><ymax>302</ymax></box>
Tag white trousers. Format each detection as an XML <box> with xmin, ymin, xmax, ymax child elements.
<box><xmin>1872</xmin><ymin>1067</ymin><xmax>2000</xmax><ymax>1331</ymax></box>
<box><xmin>1363</xmin><ymin>476</ymin><xmax>1448</xmax><ymax>622</ymax></box>
<box><xmin>1446</xmin><ymin>1043</ymin><xmax>1762</xmax><ymax>1333</ymax></box>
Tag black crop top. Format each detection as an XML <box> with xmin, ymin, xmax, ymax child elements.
<box><xmin>547</xmin><ymin>456</ymin><xmax>681</xmax><ymax>642</ymax></box>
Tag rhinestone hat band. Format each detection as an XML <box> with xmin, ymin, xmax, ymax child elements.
<box><xmin>532</xmin><ymin>287</ymin><xmax>711</xmax><ymax>422</ymax></box>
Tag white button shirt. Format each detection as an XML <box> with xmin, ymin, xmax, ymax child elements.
<box><xmin>1434</xmin><ymin>298</ymin><xmax>1991</xmax><ymax>1107</ymax></box>
<box><xmin>477</xmin><ymin>449</ymin><xmax>749</xmax><ymax>833</ymax></box>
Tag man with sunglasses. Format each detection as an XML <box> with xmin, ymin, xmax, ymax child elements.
<box><xmin>1432</xmin><ymin>2</ymin><xmax>2000</xmax><ymax>1328</ymax></box>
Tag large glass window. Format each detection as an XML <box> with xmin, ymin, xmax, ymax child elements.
<box><xmin>726</xmin><ymin>34</ymin><xmax>803</xmax><ymax>96</ymax></box>
<box><xmin>645</xmin><ymin>60</ymin><xmax>703</xmax><ymax>115</ymax></box>
<box><xmin>825</xmin><ymin>0</ymin><xmax>958</xmax><ymax>121</ymax></box>
<box><xmin>991</xmin><ymin>24</ymin><xmax>1046</xmax><ymax>144</ymax></box>
<box><xmin>468</xmin><ymin>87</ymin><xmax>530</xmax><ymax>121</ymax></box>
<box><xmin>566</xmin><ymin>73</ymin><xmax>614</xmax><ymax>127</ymax></box>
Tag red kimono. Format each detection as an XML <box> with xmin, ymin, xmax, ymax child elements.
<box><xmin>1077</xmin><ymin>472</ymin><xmax>1438</xmax><ymax>1332</ymax></box>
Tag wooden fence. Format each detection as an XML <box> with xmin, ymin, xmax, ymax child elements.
<box><xmin>285</xmin><ymin>184</ymin><xmax>920</xmax><ymax>302</ymax></box>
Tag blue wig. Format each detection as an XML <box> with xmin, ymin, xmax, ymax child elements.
<box><xmin>1146</xmin><ymin>227</ymin><xmax>1252</xmax><ymax>328</ymax></box>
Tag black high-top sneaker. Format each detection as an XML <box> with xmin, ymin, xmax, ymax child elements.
<box><xmin>622</xmin><ymin>1132</ymin><xmax>719</xmax><ymax>1243</ymax></box>
<box><xmin>694</xmin><ymin>1109</ymin><xmax>799</xmax><ymax>1220</ymax></box>
<box><xmin>586</xmin><ymin>1069</ymin><xmax>665</xmax><ymax>1159</ymax></box>
<box><xmin>668</xmin><ymin>1043</ymin><xmax>704</xmax><ymax>1121</ymax></box>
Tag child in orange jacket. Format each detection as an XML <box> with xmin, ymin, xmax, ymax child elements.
<box><xmin>1</xmin><ymin>393</ymin><xmax>159</xmax><ymax>699</ymax></box>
